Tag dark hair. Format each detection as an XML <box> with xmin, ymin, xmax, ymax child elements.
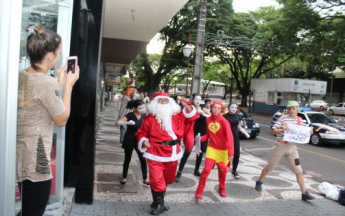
<box><xmin>205</xmin><ymin>99</ymin><xmax>211</xmax><ymax>103</ymax></box>
<box><xmin>133</xmin><ymin>99</ymin><xmax>144</xmax><ymax>109</ymax></box>
<box><xmin>126</xmin><ymin>100</ymin><xmax>135</xmax><ymax>109</ymax></box>
<box><xmin>192</xmin><ymin>94</ymin><xmax>200</xmax><ymax>101</ymax></box>
<box><xmin>27</xmin><ymin>25</ymin><xmax>61</xmax><ymax>71</ymax></box>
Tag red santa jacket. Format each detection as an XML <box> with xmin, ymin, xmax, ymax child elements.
<box><xmin>136</xmin><ymin>107</ymin><xmax>198</xmax><ymax>162</ymax></box>
<box><xmin>201</xmin><ymin>114</ymin><xmax>234</xmax><ymax>157</ymax></box>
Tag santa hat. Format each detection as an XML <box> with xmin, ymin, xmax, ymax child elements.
<box><xmin>151</xmin><ymin>92</ymin><xmax>170</xmax><ymax>101</ymax></box>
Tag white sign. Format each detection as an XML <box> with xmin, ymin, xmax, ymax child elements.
<box><xmin>194</xmin><ymin>133</ymin><xmax>202</xmax><ymax>156</ymax></box>
<box><xmin>283</xmin><ymin>124</ymin><xmax>311</xmax><ymax>144</ymax></box>
<box><xmin>290</xmin><ymin>79</ymin><xmax>327</xmax><ymax>94</ymax></box>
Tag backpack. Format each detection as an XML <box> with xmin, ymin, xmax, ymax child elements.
<box><xmin>339</xmin><ymin>188</ymin><xmax>345</xmax><ymax>205</ymax></box>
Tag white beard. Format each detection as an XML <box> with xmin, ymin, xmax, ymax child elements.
<box><xmin>148</xmin><ymin>97</ymin><xmax>181</xmax><ymax>130</ymax></box>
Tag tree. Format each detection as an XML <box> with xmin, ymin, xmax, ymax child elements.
<box><xmin>130</xmin><ymin>0</ymin><xmax>235</xmax><ymax>97</ymax></box>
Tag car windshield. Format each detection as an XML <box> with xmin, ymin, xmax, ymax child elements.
<box><xmin>307</xmin><ymin>113</ymin><xmax>337</xmax><ymax>124</ymax></box>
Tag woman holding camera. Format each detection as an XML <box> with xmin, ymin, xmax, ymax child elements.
<box><xmin>16</xmin><ymin>25</ymin><xmax>79</xmax><ymax>216</ymax></box>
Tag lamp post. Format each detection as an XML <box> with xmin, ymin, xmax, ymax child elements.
<box><xmin>330</xmin><ymin>51</ymin><xmax>335</xmax><ymax>105</ymax></box>
<box><xmin>183</xmin><ymin>39</ymin><xmax>192</xmax><ymax>97</ymax></box>
<box><xmin>229</xmin><ymin>73</ymin><xmax>233</xmax><ymax>104</ymax></box>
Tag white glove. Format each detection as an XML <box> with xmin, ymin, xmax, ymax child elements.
<box><xmin>240</xmin><ymin>128</ymin><xmax>250</xmax><ymax>138</ymax></box>
<box><xmin>198</xmin><ymin>109</ymin><xmax>210</xmax><ymax>117</ymax></box>
<box><xmin>117</xmin><ymin>120</ymin><xmax>135</xmax><ymax>126</ymax></box>
<box><xmin>128</xmin><ymin>120</ymin><xmax>135</xmax><ymax>125</ymax></box>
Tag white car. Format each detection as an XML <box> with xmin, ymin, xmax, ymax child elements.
<box><xmin>329</xmin><ymin>102</ymin><xmax>345</xmax><ymax>115</ymax></box>
<box><xmin>310</xmin><ymin>100</ymin><xmax>329</xmax><ymax>110</ymax></box>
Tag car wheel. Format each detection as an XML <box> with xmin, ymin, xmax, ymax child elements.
<box><xmin>310</xmin><ymin>133</ymin><xmax>323</xmax><ymax>146</ymax></box>
<box><xmin>330</xmin><ymin>109</ymin><xmax>334</xmax><ymax>115</ymax></box>
<box><xmin>320</xmin><ymin>106</ymin><xmax>324</xmax><ymax>110</ymax></box>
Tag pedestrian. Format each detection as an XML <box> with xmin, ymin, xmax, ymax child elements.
<box><xmin>117</xmin><ymin>100</ymin><xmax>149</xmax><ymax>185</ymax></box>
<box><xmin>195</xmin><ymin>101</ymin><xmax>234</xmax><ymax>199</ymax></box>
<box><xmin>255</xmin><ymin>100</ymin><xmax>315</xmax><ymax>201</ymax></box>
<box><xmin>136</xmin><ymin>92</ymin><xmax>198</xmax><ymax>215</ymax></box>
<box><xmin>223</xmin><ymin>103</ymin><xmax>250</xmax><ymax>179</ymax></box>
<box><xmin>175</xmin><ymin>94</ymin><xmax>210</xmax><ymax>182</ymax></box>
<box><xmin>117</xmin><ymin>86</ymin><xmax>137</xmax><ymax>144</ymax></box>
<box><xmin>143</xmin><ymin>92</ymin><xmax>150</xmax><ymax>103</ymax></box>
<box><xmin>16</xmin><ymin>25</ymin><xmax>79</xmax><ymax>215</ymax></box>
<box><xmin>203</xmin><ymin>98</ymin><xmax>212</xmax><ymax>113</ymax></box>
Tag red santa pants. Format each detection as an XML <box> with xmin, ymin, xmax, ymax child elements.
<box><xmin>148</xmin><ymin>159</ymin><xmax>178</xmax><ymax>192</ymax></box>
<box><xmin>196</xmin><ymin>158</ymin><xmax>230</xmax><ymax>194</ymax></box>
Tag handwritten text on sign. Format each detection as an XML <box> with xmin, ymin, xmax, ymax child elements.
<box><xmin>283</xmin><ymin>124</ymin><xmax>311</xmax><ymax>144</ymax></box>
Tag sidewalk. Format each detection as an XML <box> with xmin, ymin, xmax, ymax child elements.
<box><xmin>69</xmin><ymin>100</ymin><xmax>344</xmax><ymax>216</ymax></box>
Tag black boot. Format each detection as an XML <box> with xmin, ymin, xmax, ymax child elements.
<box><xmin>194</xmin><ymin>153</ymin><xmax>203</xmax><ymax>176</ymax></box>
<box><xmin>151</xmin><ymin>189</ymin><xmax>169</xmax><ymax>211</ymax></box>
<box><xmin>162</xmin><ymin>190</ymin><xmax>170</xmax><ymax>211</ymax></box>
<box><xmin>150</xmin><ymin>190</ymin><xmax>165</xmax><ymax>215</ymax></box>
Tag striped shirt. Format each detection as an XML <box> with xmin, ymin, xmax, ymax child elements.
<box><xmin>273</xmin><ymin>115</ymin><xmax>302</xmax><ymax>142</ymax></box>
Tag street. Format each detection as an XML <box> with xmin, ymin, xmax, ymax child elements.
<box><xmin>241</xmin><ymin>114</ymin><xmax>345</xmax><ymax>187</ymax></box>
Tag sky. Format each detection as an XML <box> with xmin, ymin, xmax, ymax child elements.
<box><xmin>146</xmin><ymin>0</ymin><xmax>279</xmax><ymax>54</ymax></box>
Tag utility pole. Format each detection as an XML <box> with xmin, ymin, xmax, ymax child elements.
<box><xmin>191</xmin><ymin>0</ymin><xmax>207</xmax><ymax>95</ymax></box>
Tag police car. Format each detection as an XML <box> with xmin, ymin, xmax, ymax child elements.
<box><xmin>271</xmin><ymin>110</ymin><xmax>345</xmax><ymax>146</ymax></box>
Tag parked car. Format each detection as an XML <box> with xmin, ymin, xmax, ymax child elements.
<box><xmin>310</xmin><ymin>100</ymin><xmax>329</xmax><ymax>110</ymax></box>
<box><xmin>238</xmin><ymin>108</ymin><xmax>260</xmax><ymax>138</ymax></box>
<box><xmin>271</xmin><ymin>110</ymin><xmax>345</xmax><ymax>146</ymax></box>
<box><xmin>328</xmin><ymin>102</ymin><xmax>345</xmax><ymax>115</ymax></box>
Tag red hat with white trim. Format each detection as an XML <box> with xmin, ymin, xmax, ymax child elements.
<box><xmin>151</xmin><ymin>92</ymin><xmax>170</xmax><ymax>101</ymax></box>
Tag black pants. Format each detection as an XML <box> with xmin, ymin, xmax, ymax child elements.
<box><xmin>178</xmin><ymin>141</ymin><xmax>208</xmax><ymax>173</ymax></box>
<box><xmin>123</xmin><ymin>145</ymin><xmax>148</xmax><ymax>180</ymax></box>
<box><xmin>232</xmin><ymin>139</ymin><xmax>240</xmax><ymax>172</ymax></box>
<box><xmin>17</xmin><ymin>179</ymin><xmax>51</xmax><ymax>216</ymax></box>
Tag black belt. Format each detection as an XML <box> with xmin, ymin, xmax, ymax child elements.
<box><xmin>159</xmin><ymin>140</ymin><xmax>180</xmax><ymax>146</ymax></box>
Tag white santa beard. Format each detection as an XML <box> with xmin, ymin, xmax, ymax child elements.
<box><xmin>148</xmin><ymin>98</ymin><xmax>180</xmax><ymax>130</ymax></box>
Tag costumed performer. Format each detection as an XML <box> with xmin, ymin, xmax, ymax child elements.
<box><xmin>175</xmin><ymin>94</ymin><xmax>210</xmax><ymax>182</ymax></box>
<box><xmin>136</xmin><ymin>92</ymin><xmax>199</xmax><ymax>215</ymax></box>
<box><xmin>195</xmin><ymin>101</ymin><xmax>234</xmax><ymax>199</ymax></box>
<box><xmin>223</xmin><ymin>103</ymin><xmax>250</xmax><ymax>179</ymax></box>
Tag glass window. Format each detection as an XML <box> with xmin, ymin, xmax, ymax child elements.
<box><xmin>267</xmin><ymin>92</ymin><xmax>274</xmax><ymax>105</ymax></box>
<box><xmin>16</xmin><ymin>0</ymin><xmax>59</xmax><ymax>214</ymax></box>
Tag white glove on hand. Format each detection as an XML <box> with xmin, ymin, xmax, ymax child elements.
<box><xmin>128</xmin><ymin>120</ymin><xmax>135</xmax><ymax>125</ymax></box>
<box><xmin>117</xmin><ymin>120</ymin><xmax>135</xmax><ymax>126</ymax></box>
<box><xmin>240</xmin><ymin>128</ymin><xmax>250</xmax><ymax>138</ymax></box>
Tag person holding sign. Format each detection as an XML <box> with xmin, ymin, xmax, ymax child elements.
<box><xmin>255</xmin><ymin>101</ymin><xmax>316</xmax><ymax>201</ymax></box>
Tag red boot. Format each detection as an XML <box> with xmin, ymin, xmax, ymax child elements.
<box><xmin>219</xmin><ymin>188</ymin><xmax>227</xmax><ymax>197</ymax></box>
<box><xmin>195</xmin><ymin>191</ymin><xmax>203</xmax><ymax>199</ymax></box>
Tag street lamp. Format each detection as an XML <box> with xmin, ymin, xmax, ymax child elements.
<box><xmin>183</xmin><ymin>43</ymin><xmax>192</xmax><ymax>96</ymax></box>
<box><xmin>229</xmin><ymin>73</ymin><xmax>233</xmax><ymax>104</ymax></box>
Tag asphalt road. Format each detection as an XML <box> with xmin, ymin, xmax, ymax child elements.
<box><xmin>241</xmin><ymin>114</ymin><xmax>345</xmax><ymax>187</ymax></box>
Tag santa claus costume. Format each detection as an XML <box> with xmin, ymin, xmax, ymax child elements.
<box><xmin>195</xmin><ymin>101</ymin><xmax>234</xmax><ymax>199</ymax></box>
<box><xmin>136</xmin><ymin>92</ymin><xmax>198</xmax><ymax>215</ymax></box>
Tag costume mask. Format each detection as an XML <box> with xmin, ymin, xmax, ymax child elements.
<box><xmin>193</xmin><ymin>96</ymin><xmax>202</xmax><ymax>106</ymax></box>
<box><xmin>137</xmin><ymin>105</ymin><xmax>146</xmax><ymax>114</ymax></box>
<box><xmin>229</xmin><ymin>104</ymin><xmax>237</xmax><ymax>114</ymax></box>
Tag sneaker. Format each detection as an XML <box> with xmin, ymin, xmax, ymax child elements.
<box><xmin>302</xmin><ymin>191</ymin><xmax>315</xmax><ymax>201</ymax></box>
<box><xmin>232</xmin><ymin>171</ymin><xmax>240</xmax><ymax>179</ymax></box>
<box><xmin>255</xmin><ymin>181</ymin><xmax>263</xmax><ymax>191</ymax></box>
